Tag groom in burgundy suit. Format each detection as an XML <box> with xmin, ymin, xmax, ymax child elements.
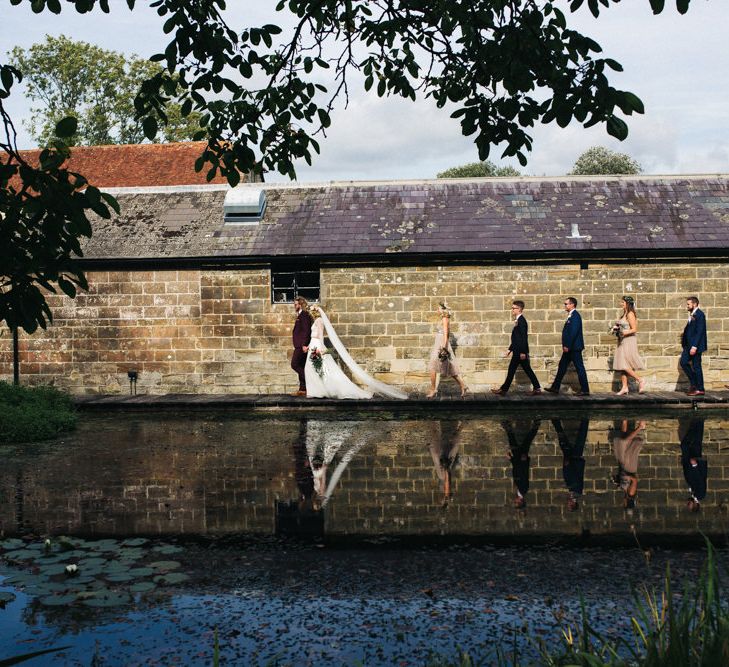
<box><xmin>291</xmin><ymin>296</ymin><xmax>312</xmax><ymax>396</ymax></box>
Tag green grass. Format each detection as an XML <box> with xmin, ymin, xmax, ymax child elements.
<box><xmin>0</xmin><ymin>381</ymin><xmax>77</xmax><ymax>443</ymax></box>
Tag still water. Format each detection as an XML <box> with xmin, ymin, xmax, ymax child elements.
<box><xmin>1</xmin><ymin>410</ymin><xmax>726</xmax><ymax>541</ymax></box>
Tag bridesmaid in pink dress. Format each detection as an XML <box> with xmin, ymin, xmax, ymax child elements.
<box><xmin>612</xmin><ymin>296</ymin><xmax>646</xmax><ymax>395</ymax></box>
<box><xmin>426</xmin><ymin>303</ymin><xmax>468</xmax><ymax>398</ymax></box>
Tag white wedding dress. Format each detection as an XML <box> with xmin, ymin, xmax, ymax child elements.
<box><xmin>304</xmin><ymin>308</ymin><xmax>408</xmax><ymax>400</ymax></box>
<box><xmin>306</xmin><ymin>419</ymin><xmax>384</xmax><ymax>507</ymax></box>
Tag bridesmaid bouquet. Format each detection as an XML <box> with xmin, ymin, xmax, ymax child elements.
<box><xmin>438</xmin><ymin>347</ymin><xmax>451</xmax><ymax>362</ymax></box>
<box><xmin>310</xmin><ymin>348</ymin><xmax>328</xmax><ymax>377</ymax></box>
<box><xmin>609</xmin><ymin>321</ymin><xmax>623</xmax><ymax>344</ymax></box>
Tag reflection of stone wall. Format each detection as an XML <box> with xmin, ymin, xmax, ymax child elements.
<box><xmin>1</xmin><ymin>263</ymin><xmax>728</xmax><ymax>394</ymax></box>
<box><xmin>1</xmin><ymin>417</ymin><xmax>727</xmax><ymax>539</ymax></box>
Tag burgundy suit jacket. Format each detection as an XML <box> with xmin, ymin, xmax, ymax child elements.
<box><xmin>292</xmin><ymin>311</ymin><xmax>312</xmax><ymax>349</ymax></box>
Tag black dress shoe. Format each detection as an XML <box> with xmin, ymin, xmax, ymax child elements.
<box><xmin>543</xmin><ymin>386</ymin><xmax>559</xmax><ymax>394</ymax></box>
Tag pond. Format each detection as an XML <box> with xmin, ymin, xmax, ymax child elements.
<box><xmin>1</xmin><ymin>410</ymin><xmax>727</xmax><ymax>541</ymax></box>
<box><xmin>1</xmin><ymin>409</ymin><xmax>727</xmax><ymax>665</ymax></box>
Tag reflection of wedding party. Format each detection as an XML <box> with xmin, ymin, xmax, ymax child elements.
<box><xmin>290</xmin><ymin>294</ymin><xmax>709</xmax><ymax>399</ymax></box>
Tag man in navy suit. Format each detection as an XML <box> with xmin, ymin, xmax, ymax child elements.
<box><xmin>679</xmin><ymin>417</ymin><xmax>707</xmax><ymax>512</ymax></box>
<box><xmin>544</xmin><ymin>297</ymin><xmax>590</xmax><ymax>396</ymax></box>
<box><xmin>491</xmin><ymin>300</ymin><xmax>542</xmax><ymax>395</ymax></box>
<box><xmin>680</xmin><ymin>296</ymin><xmax>708</xmax><ymax>396</ymax></box>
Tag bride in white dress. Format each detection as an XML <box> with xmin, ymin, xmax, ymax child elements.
<box><xmin>304</xmin><ymin>306</ymin><xmax>408</xmax><ymax>400</ymax></box>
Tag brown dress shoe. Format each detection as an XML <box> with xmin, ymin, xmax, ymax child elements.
<box><xmin>575</xmin><ymin>390</ymin><xmax>590</xmax><ymax>396</ymax></box>
<box><xmin>687</xmin><ymin>390</ymin><xmax>705</xmax><ymax>396</ymax></box>
<box><xmin>491</xmin><ymin>388</ymin><xmax>506</xmax><ymax>395</ymax></box>
<box><xmin>291</xmin><ymin>390</ymin><xmax>307</xmax><ymax>397</ymax></box>
<box><xmin>527</xmin><ymin>389</ymin><xmax>542</xmax><ymax>396</ymax></box>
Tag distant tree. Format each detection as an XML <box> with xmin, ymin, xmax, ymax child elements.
<box><xmin>437</xmin><ymin>161</ymin><xmax>521</xmax><ymax>179</ymax></box>
<box><xmin>570</xmin><ymin>146</ymin><xmax>642</xmax><ymax>175</ymax></box>
<box><xmin>9</xmin><ymin>35</ymin><xmax>202</xmax><ymax>146</ymax></box>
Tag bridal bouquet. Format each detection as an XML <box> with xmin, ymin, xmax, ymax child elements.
<box><xmin>310</xmin><ymin>348</ymin><xmax>328</xmax><ymax>378</ymax></box>
<box><xmin>438</xmin><ymin>347</ymin><xmax>451</xmax><ymax>362</ymax></box>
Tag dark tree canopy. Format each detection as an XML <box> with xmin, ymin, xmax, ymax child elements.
<box><xmin>0</xmin><ymin>0</ymin><xmax>701</xmax><ymax>334</ymax></box>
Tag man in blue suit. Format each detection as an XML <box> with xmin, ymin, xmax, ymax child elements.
<box><xmin>680</xmin><ymin>296</ymin><xmax>708</xmax><ymax>396</ymax></box>
<box><xmin>545</xmin><ymin>297</ymin><xmax>590</xmax><ymax>396</ymax></box>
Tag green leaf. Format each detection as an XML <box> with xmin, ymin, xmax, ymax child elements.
<box><xmin>55</xmin><ymin>116</ymin><xmax>78</xmax><ymax>138</ymax></box>
<box><xmin>142</xmin><ymin>116</ymin><xmax>158</xmax><ymax>140</ymax></box>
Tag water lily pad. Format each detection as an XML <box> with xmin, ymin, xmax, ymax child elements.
<box><xmin>39</xmin><ymin>563</ymin><xmax>69</xmax><ymax>576</ymax></box>
<box><xmin>3</xmin><ymin>549</ymin><xmax>40</xmax><ymax>560</ymax></box>
<box><xmin>0</xmin><ymin>591</ymin><xmax>17</xmax><ymax>604</ymax></box>
<box><xmin>129</xmin><ymin>581</ymin><xmax>156</xmax><ymax>593</ymax></box>
<box><xmin>121</xmin><ymin>538</ymin><xmax>148</xmax><ymax>547</ymax></box>
<box><xmin>86</xmin><ymin>540</ymin><xmax>120</xmax><ymax>552</ymax></box>
<box><xmin>151</xmin><ymin>544</ymin><xmax>183</xmax><ymax>555</ymax></box>
<box><xmin>4</xmin><ymin>573</ymin><xmax>45</xmax><ymax>586</ymax></box>
<box><xmin>127</xmin><ymin>567</ymin><xmax>155</xmax><ymax>578</ymax></box>
<box><xmin>40</xmin><ymin>594</ymin><xmax>78</xmax><ymax>607</ymax></box>
<box><xmin>36</xmin><ymin>555</ymin><xmax>67</xmax><ymax>565</ymax></box>
<box><xmin>0</xmin><ymin>539</ymin><xmax>25</xmax><ymax>550</ymax></box>
<box><xmin>117</xmin><ymin>548</ymin><xmax>144</xmax><ymax>561</ymax></box>
<box><xmin>149</xmin><ymin>561</ymin><xmax>181</xmax><ymax>572</ymax></box>
<box><xmin>105</xmin><ymin>573</ymin><xmax>136</xmax><ymax>583</ymax></box>
<box><xmin>103</xmin><ymin>562</ymin><xmax>130</xmax><ymax>574</ymax></box>
<box><xmin>79</xmin><ymin>590</ymin><xmax>131</xmax><ymax>608</ymax></box>
<box><xmin>153</xmin><ymin>572</ymin><xmax>189</xmax><ymax>585</ymax></box>
<box><xmin>78</xmin><ymin>557</ymin><xmax>107</xmax><ymax>568</ymax></box>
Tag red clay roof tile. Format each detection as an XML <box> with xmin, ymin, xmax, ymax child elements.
<box><xmin>12</xmin><ymin>141</ymin><xmax>232</xmax><ymax>188</ymax></box>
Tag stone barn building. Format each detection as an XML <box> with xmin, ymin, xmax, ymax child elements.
<box><xmin>1</xmin><ymin>143</ymin><xmax>728</xmax><ymax>395</ymax></box>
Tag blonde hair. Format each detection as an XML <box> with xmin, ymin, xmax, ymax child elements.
<box><xmin>438</xmin><ymin>302</ymin><xmax>451</xmax><ymax>318</ymax></box>
<box><xmin>309</xmin><ymin>306</ymin><xmax>321</xmax><ymax>319</ymax></box>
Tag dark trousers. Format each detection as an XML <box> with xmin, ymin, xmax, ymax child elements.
<box><xmin>291</xmin><ymin>348</ymin><xmax>307</xmax><ymax>390</ymax></box>
<box><xmin>501</xmin><ymin>354</ymin><xmax>541</xmax><ymax>391</ymax></box>
<box><xmin>680</xmin><ymin>349</ymin><xmax>704</xmax><ymax>391</ymax></box>
<box><xmin>551</xmin><ymin>350</ymin><xmax>589</xmax><ymax>393</ymax></box>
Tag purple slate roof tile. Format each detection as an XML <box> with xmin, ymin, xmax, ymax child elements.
<box><xmin>82</xmin><ymin>176</ymin><xmax>729</xmax><ymax>261</ymax></box>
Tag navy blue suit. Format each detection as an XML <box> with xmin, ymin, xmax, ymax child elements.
<box><xmin>679</xmin><ymin>418</ymin><xmax>707</xmax><ymax>501</ymax></box>
<box><xmin>680</xmin><ymin>308</ymin><xmax>707</xmax><ymax>391</ymax></box>
<box><xmin>551</xmin><ymin>309</ymin><xmax>589</xmax><ymax>393</ymax></box>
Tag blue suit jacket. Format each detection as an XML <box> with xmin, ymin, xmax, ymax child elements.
<box><xmin>562</xmin><ymin>310</ymin><xmax>585</xmax><ymax>351</ymax></box>
<box><xmin>682</xmin><ymin>309</ymin><xmax>708</xmax><ymax>353</ymax></box>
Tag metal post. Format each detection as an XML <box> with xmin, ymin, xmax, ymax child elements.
<box><xmin>12</xmin><ymin>327</ymin><xmax>19</xmax><ymax>386</ymax></box>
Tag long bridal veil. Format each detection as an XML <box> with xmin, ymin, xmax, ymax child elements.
<box><xmin>316</xmin><ymin>307</ymin><xmax>408</xmax><ymax>400</ymax></box>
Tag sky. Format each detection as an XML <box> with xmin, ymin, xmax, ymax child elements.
<box><xmin>1</xmin><ymin>1</ymin><xmax>727</xmax><ymax>182</ymax></box>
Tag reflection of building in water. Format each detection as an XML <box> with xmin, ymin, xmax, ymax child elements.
<box><xmin>501</xmin><ymin>419</ymin><xmax>541</xmax><ymax>510</ymax></box>
<box><xmin>552</xmin><ymin>418</ymin><xmax>589</xmax><ymax>511</ymax></box>
<box><xmin>611</xmin><ymin>420</ymin><xmax>645</xmax><ymax>510</ymax></box>
<box><xmin>428</xmin><ymin>420</ymin><xmax>463</xmax><ymax>506</ymax></box>
<box><xmin>679</xmin><ymin>417</ymin><xmax>708</xmax><ymax>513</ymax></box>
<box><xmin>3</xmin><ymin>415</ymin><xmax>729</xmax><ymax>540</ymax></box>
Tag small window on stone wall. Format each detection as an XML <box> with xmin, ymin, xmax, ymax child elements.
<box><xmin>271</xmin><ymin>261</ymin><xmax>320</xmax><ymax>303</ymax></box>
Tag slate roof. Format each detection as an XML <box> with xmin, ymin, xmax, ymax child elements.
<box><xmin>82</xmin><ymin>175</ymin><xmax>729</xmax><ymax>262</ymax></box>
<box><xmin>14</xmin><ymin>141</ymin><xmax>229</xmax><ymax>188</ymax></box>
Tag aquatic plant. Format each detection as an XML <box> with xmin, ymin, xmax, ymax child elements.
<box><xmin>0</xmin><ymin>536</ymin><xmax>187</xmax><ymax>609</ymax></box>
<box><xmin>0</xmin><ymin>382</ymin><xmax>76</xmax><ymax>443</ymax></box>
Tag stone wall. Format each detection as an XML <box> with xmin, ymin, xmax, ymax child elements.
<box><xmin>0</xmin><ymin>262</ymin><xmax>727</xmax><ymax>394</ymax></box>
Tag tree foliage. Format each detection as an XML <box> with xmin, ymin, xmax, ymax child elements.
<box><xmin>570</xmin><ymin>146</ymin><xmax>642</xmax><ymax>175</ymax></box>
<box><xmin>0</xmin><ymin>0</ymin><xmax>700</xmax><ymax>334</ymax></box>
<box><xmin>9</xmin><ymin>35</ymin><xmax>202</xmax><ymax>146</ymax></box>
<box><xmin>437</xmin><ymin>161</ymin><xmax>521</xmax><ymax>179</ymax></box>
